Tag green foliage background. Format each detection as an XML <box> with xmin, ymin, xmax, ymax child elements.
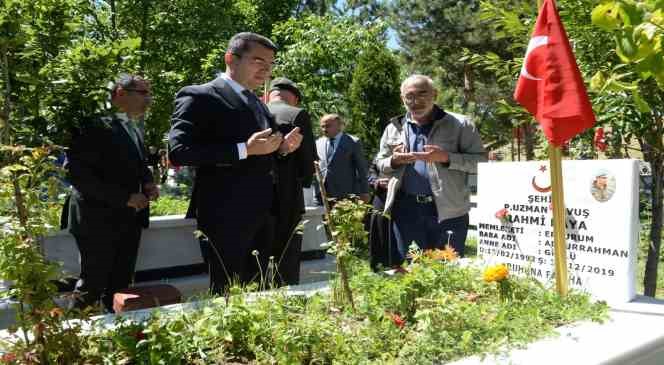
<box><xmin>272</xmin><ymin>15</ymin><xmax>387</xmax><ymax>125</ymax></box>
<box><xmin>347</xmin><ymin>46</ymin><xmax>402</xmax><ymax>158</ymax></box>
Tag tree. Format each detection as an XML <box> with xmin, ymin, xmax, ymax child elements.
<box><xmin>114</xmin><ymin>0</ymin><xmax>299</xmax><ymax>147</ymax></box>
<box><xmin>294</xmin><ymin>0</ymin><xmax>386</xmax><ymax>23</ymax></box>
<box><xmin>0</xmin><ymin>1</ymin><xmax>124</xmax><ymax>361</ymax></box>
<box><xmin>0</xmin><ymin>0</ymin><xmax>138</xmax><ymax>147</ymax></box>
<box><xmin>335</xmin><ymin>0</ymin><xmax>387</xmax><ymax>23</ymax></box>
<box><xmin>0</xmin><ymin>0</ymin><xmax>302</xmax><ymax>360</ymax></box>
<box><xmin>388</xmin><ymin>0</ymin><xmax>535</xmax><ymax>161</ymax></box>
<box><xmin>461</xmin><ymin>0</ymin><xmax>539</xmax><ymax>159</ymax></box>
<box><xmin>348</xmin><ymin>46</ymin><xmax>402</xmax><ymax>158</ymax></box>
<box><xmin>389</xmin><ymin>0</ymin><xmax>514</xmax><ymax>108</ymax></box>
<box><xmin>466</xmin><ymin>0</ymin><xmax>620</xmax><ymax>161</ymax></box>
<box><xmin>471</xmin><ymin>0</ymin><xmax>664</xmax><ymax>296</ymax></box>
<box><xmin>295</xmin><ymin>0</ymin><xmax>336</xmax><ymax>15</ymax></box>
<box><xmin>271</xmin><ymin>15</ymin><xmax>387</xmax><ymax>123</ymax></box>
<box><xmin>591</xmin><ymin>0</ymin><xmax>664</xmax><ymax>297</ymax></box>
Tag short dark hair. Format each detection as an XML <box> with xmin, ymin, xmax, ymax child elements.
<box><xmin>111</xmin><ymin>73</ymin><xmax>145</xmax><ymax>95</ymax></box>
<box><xmin>227</xmin><ymin>32</ymin><xmax>278</xmax><ymax>57</ymax></box>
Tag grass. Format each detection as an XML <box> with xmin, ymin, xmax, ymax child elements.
<box><xmin>76</xmin><ymin>255</ymin><xmax>607</xmax><ymax>364</ymax></box>
<box><xmin>149</xmin><ymin>195</ymin><xmax>189</xmax><ymax>216</ymax></box>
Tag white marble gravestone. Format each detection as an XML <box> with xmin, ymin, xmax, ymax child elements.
<box><xmin>476</xmin><ymin>159</ymin><xmax>639</xmax><ymax>303</ymax></box>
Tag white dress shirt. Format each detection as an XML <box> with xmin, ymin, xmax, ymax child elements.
<box><xmin>220</xmin><ymin>73</ymin><xmax>261</xmax><ymax>160</ymax></box>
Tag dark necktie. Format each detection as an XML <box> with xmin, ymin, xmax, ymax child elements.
<box><xmin>326</xmin><ymin>137</ymin><xmax>336</xmax><ymax>163</ymax></box>
<box><xmin>122</xmin><ymin>120</ymin><xmax>144</xmax><ymax>159</ymax></box>
<box><xmin>242</xmin><ymin>90</ymin><xmax>268</xmax><ymax>129</ymax></box>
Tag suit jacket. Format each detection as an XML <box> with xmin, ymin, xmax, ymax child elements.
<box><xmin>66</xmin><ymin>115</ymin><xmax>152</xmax><ymax>236</ymax></box>
<box><xmin>268</xmin><ymin>100</ymin><xmax>316</xmax><ymax>220</ymax></box>
<box><xmin>168</xmin><ymin>76</ymin><xmax>277</xmax><ymax>227</ymax></box>
<box><xmin>316</xmin><ymin>133</ymin><xmax>369</xmax><ymax>199</ymax></box>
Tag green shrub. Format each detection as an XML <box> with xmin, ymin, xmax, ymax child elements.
<box><xmin>149</xmin><ymin>195</ymin><xmax>189</xmax><ymax>216</ymax></box>
<box><xmin>78</xmin><ymin>255</ymin><xmax>607</xmax><ymax>363</ymax></box>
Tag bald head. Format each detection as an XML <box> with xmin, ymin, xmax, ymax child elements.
<box><xmin>320</xmin><ymin>113</ymin><xmax>343</xmax><ymax>138</ymax></box>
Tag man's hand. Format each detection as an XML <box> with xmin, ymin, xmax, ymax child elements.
<box><xmin>247</xmin><ymin>128</ymin><xmax>282</xmax><ymax>156</ymax></box>
<box><xmin>412</xmin><ymin>144</ymin><xmax>449</xmax><ymax>163</ymax></box>
<box><xmin>278</xmin><ymin>126</ymin><xmax>303</xmax><ymax>155</ymax></box>
<box><xmin>360</xmin><ymin>193</ymin><xmax>371</xmax><ymax>203</ymax></box>
<box><xmin>127</xmin><ymin>193</ymin><xmax>149</xmax><ymax>210</ymax></box>
<box><xmin>390</xmin><ymin>144</ymin><xmax>416</xmax><ymax>167</ymax></box>
<box><xmin>143</xmin><ymin>183</ymin><xmax>160</xmax><ymax>201</ymax></box>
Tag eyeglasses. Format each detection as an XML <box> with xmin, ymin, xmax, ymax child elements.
<box><xmin>402</xmin><ymin>91</ymin><xmax>432</xmax><ymax>103</ymax></box>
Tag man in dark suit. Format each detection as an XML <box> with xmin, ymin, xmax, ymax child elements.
<box><xmin>66</xmin><ymin>73</ymin><xmax>159</xmax><ymax>312</ymax></box>
<box><xmin>168</xmin><ymin>32</ymin><xmax>303</xmax><ymax>294</ymax></box>
<box><xmin>316</xmin><ymin>114</ymin><xmax>370</xmax><ymax>204</ymax></box>
<box><xmin>267</xmin><ymin>77</ymin><xmax>315</xmax><ymax>285</ymax></box>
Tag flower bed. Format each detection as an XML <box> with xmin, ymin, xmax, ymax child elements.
<box><xmin>37</xmin><ymin>255</ymin><xmax>607</xmax><ymax>364</ymax></box>
<box><xmin>0</xmin><ymin>197</ymin><xmax>607</xmax><ymax>363</ymax></box>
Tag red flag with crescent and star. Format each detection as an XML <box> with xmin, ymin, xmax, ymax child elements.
<box><xmin>513</xmin><ymin>0</ymin><xmax>595</xmax><ymax>147</ymax></box>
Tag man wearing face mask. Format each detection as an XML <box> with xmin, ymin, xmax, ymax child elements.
<box><xmin>66</xmin><ymin>73</ymin><xmax>158</xmax><ymax>312</ymax></box>
<box><xmin>375</xmin><ymin>75</ymin><xmax>486</xmax><ymax>263</ymax></box>
<box><xmin>169</xmin><ymin>32</ymin><xmax>303</xmax><ymax>294</ymax></box>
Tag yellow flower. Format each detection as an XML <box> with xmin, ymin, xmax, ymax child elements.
<box><xmin>425</xmin><ymin>245</ymin><xmax>458</xmax><ymax>261</ymax></box>
<box><xmin>483</xmin><ymin>264</ymin><xmax>509</xmax><ymax>283</ymax></box>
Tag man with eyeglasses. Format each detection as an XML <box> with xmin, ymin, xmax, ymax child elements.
<box><xmin>65</xmin><ymin>73</ymin><xmax>158</xmax><ymax>312</ymax></box>
<box><xmin>169</xmin><ymin>32</ymin><xmax>303</xmax><ymax>294</ymax></box>
<box><xmin>375</xmin><ymin>75</ymin><xmax>486</xmax><ymax>264</ymax></box>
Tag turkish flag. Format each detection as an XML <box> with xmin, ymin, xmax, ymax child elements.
<box><xmin>513</xmin><ymin>0</ymin><xmax>595</xmax><ymax>147</ymax></box>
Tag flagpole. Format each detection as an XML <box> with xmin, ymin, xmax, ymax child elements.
<box><xmin>537</xmin><ymin>0</ymin><xmax>568</xmax><ymax>297</ymax></box>
<box><xmin>549</xmin><ymin>144</ymin><xmax>569</xmax><ymax>296</ymax></box>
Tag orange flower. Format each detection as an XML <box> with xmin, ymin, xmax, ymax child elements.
<box><xmin>483</xmin><ymin>264</ymin><xmax>509</xmax><ymax>283</ymax></box>
<box><xmin>425</xmin><ymin>245</ymin><xmax>458</xmax><ymax>261</ymax></box>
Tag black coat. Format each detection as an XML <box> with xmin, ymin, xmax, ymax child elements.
<box><xmin>168</xmin><ymin>77</ymin><xmax>277</xmax><ymax>228</ymax></box>
<box><xmin>65</xmin><ymin>115</ymin><xmax>152</xmax><ymax>236</ymax></box>
<box><xmin>268</xmin><ymin>100</ymin><xmax>316</xmax><ymax>220</ymax></box>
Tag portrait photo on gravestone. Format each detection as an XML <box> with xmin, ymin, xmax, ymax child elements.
<box><xmin>590</xmin><ymin>169</ymin><xmax>616</xmax><ymax>203</ymax></box>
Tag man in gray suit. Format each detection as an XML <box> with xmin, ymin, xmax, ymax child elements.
<box><xmin>316</xmin><ymin>114</ymin><xmax>370</xmax><ymax>204</ymax></box>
